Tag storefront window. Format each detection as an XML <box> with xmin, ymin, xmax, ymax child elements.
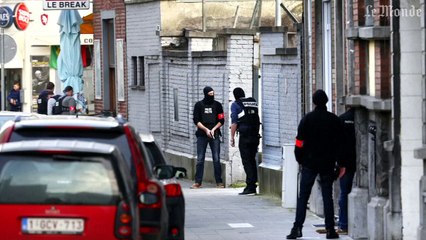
<box><xmin>31</xmin><ymin>56</ymin><xmax>50</xmax><ymax>112</ymax></box>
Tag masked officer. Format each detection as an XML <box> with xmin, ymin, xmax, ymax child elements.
<box><xmin>286</xmin><ymin>89</ymin><xmax>343</xmax><ymax>239</ymax></box>
<box><xmin>230</xmin><ymin>87</ymin><xmax>261</xmax><ymax>195</ymax></box>
<box><xmin>191</xmin><ymin>86</ymin><xmax>225</xmax><ymax>189</ymax></box>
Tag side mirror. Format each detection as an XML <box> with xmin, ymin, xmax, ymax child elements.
<box><xmin>154</xmin><ymin>165</ymin><xmax>175</xmax><ymax>179</ymax></box>
<box><xmin>174</xmin><ymin>167</ymin><xmax>187</xmax><ymax>179</ymax></box>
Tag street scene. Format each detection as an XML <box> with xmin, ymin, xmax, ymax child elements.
<box><xmin>0</xmin><ymin>0</ymin><xmax>425</xmax><ymax>239</ymax></box>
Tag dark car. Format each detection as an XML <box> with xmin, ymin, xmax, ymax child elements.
<box><xmin>140</xmin><ymin>133</ymin><xmax>186</xmax><ymax>240</ymax></box>
<box><xmin>0</xmin><ymin>140</ymin><xmax>139</xmax><ymax>239</ymax></box>
<box><xmin>0</xmin><ymin>115</ymin><xmax>169</xmax><ymax>240</ymax></box>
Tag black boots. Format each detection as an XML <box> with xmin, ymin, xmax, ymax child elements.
<box><xmin>286</xmin><ymin>227</ymin><xmax>302</xmax><ymax>239</ymax></box>
<box><xmin>326</xmin><ymin>229</ymin><xmax>339</xmax><ymax>239</ymax></box>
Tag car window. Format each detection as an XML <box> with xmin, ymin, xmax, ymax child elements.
<box><xmin>144</xmin><ymin>142</ymin><xmax>167</xmax><ymax>166</ymax></box>
<box><xmin>0</xmin><ymin>116</ymin><xmax>17</xmax><ymax>128</ymax></box>
<box><xmin>0</xmin><ymin>156</ymin><xmax>121</xmax><ymax>205</ymax></box>
<box><xmin>10</xmin><ymin>129</ymin><xmax>132</xmax><ymax>167</ymax></box>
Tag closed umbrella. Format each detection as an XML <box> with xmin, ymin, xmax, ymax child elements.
<box><xmin>57</xmin><ymin>10</ymin><xmax>83</xmax><ymax>94</ymax></box>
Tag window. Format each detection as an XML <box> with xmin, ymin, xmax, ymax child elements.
<box><xmin>130</xmin><ymin>56</ymin><xmax>145</xmax><ymax>89</ymax></box>
<box><xmin>173</xmin><ymin>88</ymin><xmax>179</xmax><ymax>121</ymax></box>
<box><xmin>0</xmin><ymin>157</ymin><xmax>120</xmax><ymax>205</ymax></box>
<box><xmin>139</xmin><ymin>57</ymin><xmax>145</xmax><ymax>88</ymax></box>
<box><xmin>132</xmin><ymin>57</ymin><xmax>137</xmax><ymax>86</ymax></box>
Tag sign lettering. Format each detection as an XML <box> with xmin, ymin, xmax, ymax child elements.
<box><xmin>13</xmin><ymin>3</ymin><xmax>30</xmax><ymax>31</ymax></box>
<box><xmin>43</xmin><ymin>1</ymin><xmax>90</xmax><ymax>10</ymax></box>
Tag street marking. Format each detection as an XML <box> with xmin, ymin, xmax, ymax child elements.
<box><xmin>228</xmin><ymin>223</ymin><xmax>254</xmax><ymax>228</ymax></box>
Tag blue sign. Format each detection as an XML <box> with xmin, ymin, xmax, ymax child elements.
<box><xmin>0</xmin><ymin>6</ymin><xmax>13</xmax><ymax>28</ymax></box>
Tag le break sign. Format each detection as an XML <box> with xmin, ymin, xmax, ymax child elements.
<box><xmin>43</xmin><ymin>0</ymin><xmax>90</xmax><ymax>10</ymax></box>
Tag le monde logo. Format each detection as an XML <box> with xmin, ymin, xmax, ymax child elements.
<box><xmin>367</xmin><ymin>5</ymin><xmax>422</xmax><ymax>18</ymax></box>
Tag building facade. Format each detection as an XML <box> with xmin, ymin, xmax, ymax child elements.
<box><xmin>304</xmin><ymin>0</ymin><xmax>425</xmax><ymax>239</ymax></box>
<box><xmin>93</xmin><ymin>0</ymin><xmax>128</xmax><ymax>117</ymax></box>
<box><xmin>0</xmin><ymin>0</ymin><xmax>93</xmax><ymax>112</ymax></box>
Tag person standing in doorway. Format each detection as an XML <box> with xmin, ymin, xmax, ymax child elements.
<box><xmin>7</xmin><ymin>81</ymin><xmax>22</xmax><ymax>112</ymax></box>
<box><xmin>191</xmin><ymin>86</ymin><xmax>225</xmax><ymax>189</ymax></box>
<box><xmin>286</xmin><ymin>89</ymin><xmax>343</xmax><ymax>239</ymax></box>
<box><xmin>230</xmin><ymin>87</ymin><xmax>261</xmax><ymax>195</ymax></box>
<box><xmin>337</xmin><ymin>107</ymin><xmax>356</xmax><ymax>234</ymax></box>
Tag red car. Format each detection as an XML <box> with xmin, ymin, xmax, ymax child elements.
<box><xmin>0</xmin><ymin>115</ymin><xmax>169</xmax><ymax>240</ymax></box>
<box><xmin>0</xmin><ymin>140</ymin><xmax>140</xmax><ymax>239</ymax></box>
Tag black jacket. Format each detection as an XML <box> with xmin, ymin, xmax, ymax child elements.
<box><xmin>193</xmin><ymin>100</ymin><xmax>224</xmax><ymax>137</ymax></box>
<box><xmin>294</xmin><ymin>106</ymin><xmax>344</xmax><ymax>172</ymax></box>
<box><xmin>339</xmin><ymin>109</ymin><xmax>356</xmax><ymax>172</ymax></box>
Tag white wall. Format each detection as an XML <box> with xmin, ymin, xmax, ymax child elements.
<box><xmin>399</xmin><ymin>1</ymin><xmax>424</xmax><ymax>239</ymax></box>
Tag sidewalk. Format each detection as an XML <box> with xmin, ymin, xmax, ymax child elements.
<box><xmin>181</xmin><ymin>179</ymin><xmax>352</xmax><ymax>240</ymax></box>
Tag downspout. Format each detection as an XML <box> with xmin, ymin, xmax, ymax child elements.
<box><xmin>391</xmin><ymin>0</ymin><xmax>402</xmax><ymax>229</ymax></box>
<box><xmin>275</xmin><ymin>0</ymin><xmax>281</xmax><ymax>26</ymax></box>
<box><xmin>305</xmin><ymin>0</ymin><xmax>312</xmax><ymax>113</ymax></box>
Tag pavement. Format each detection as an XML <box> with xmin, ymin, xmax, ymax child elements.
<box><xmin>180</xmin><ymin>179</ymin><xmax>353</xmax><ymax>240</ymax></box>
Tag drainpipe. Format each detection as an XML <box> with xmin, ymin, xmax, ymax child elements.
<box><xmin>275</xmin><ymin>0</ymin><xmax>281</xmax><ymax>26</ymax></box>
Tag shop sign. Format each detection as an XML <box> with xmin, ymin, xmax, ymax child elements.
<box><xmin>80</xmin><ymin>34</ymin><xmax>93</xmax><ymax>45</ymax></box>
<box><xmin>13</xmin><ymin>2</ymin><xmax>30</xmax><ymax>31</ymax></box>
<box><xmin>43</xmin><ymin>0</ymin><xmax>90</xmax><ymax>10</ymax></box>
<box><xmin>0</xmin><ymin>6</ymin><xmax>13</xmax><ymax>28</ymax></box>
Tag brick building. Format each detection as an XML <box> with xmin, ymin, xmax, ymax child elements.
<box><xmin>304</xmin><ymin>1</ymin><xmax>425</xmax><ymax>239</ymax></box>
<box><xmin>92</xmin><ymin>0</ymin><xmax>128</xmax><ymax>117</ymax></box>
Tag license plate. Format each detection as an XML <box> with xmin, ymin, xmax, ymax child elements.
<box><xmin>22</xmin><ymin>218</ymin><xmax>84</xmax><ymax>234</ymax></box>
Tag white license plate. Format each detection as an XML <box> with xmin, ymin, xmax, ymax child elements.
<box><xmin>22</xmin><ymin>218</ymin><xmax>84</xmax><ymax>234</ymax></box>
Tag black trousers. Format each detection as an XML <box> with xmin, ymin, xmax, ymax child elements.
<box><xmin>238</xmin><ymin>135</ymin><xmax>260</xmax><ymax>190</ymax></box>
<box><xmin>293</xmin><ymin>167</ymin><xmax>335</xmax><ymax>230</ymax></box>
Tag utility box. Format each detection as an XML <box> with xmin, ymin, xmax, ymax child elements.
<box><xmin>282</xmin><ymin>144</ymin><xmax>298</xmax><ymax>208</ymax></box>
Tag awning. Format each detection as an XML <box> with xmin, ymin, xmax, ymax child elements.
<box><xmin>80</xmin><ymin>13</ymin><xmax>93</xmax><ymax>34</ymax></box>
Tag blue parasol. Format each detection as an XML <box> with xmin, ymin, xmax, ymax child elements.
<box><xmin>57</xmin><ymin>10</ymin><xmax>83</xmax><ymax>94</ymax></box>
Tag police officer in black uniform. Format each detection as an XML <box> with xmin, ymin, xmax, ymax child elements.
<box><xmin>230</xmin><ymin>87</ymin><xmax>260</xmax><ymax>195</ymax></box>
<box><xmin>286</xmin><ymin>89</ymin><xmax>342</xmax><ymax>239</ymax></box>
<box><xmin>191</xmin><ymin>86</ymin><xmax>225</xmax><ymax>189</ymax></box>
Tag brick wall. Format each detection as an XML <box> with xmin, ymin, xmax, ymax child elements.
<box><xmin>375</xmin><ymin>41</ymin><xmax>390</xmax><ymax>98</ymax></box>
<box><xmin>189</xmin><ymin>38</ymin><xmax>213</xmax><ymax>52</ymax></box>
<box><xmin>93</xmin><ymin>0</ymin><xmax>128</xmax><ymax>117</ymax></box>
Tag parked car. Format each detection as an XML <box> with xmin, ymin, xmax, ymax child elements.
<box><xmin>140</xmin><ymin>133</ymin><xmax>186</xmax><ymax>240</ymax></box>
<box><xmin>0</xmin><ymin>111</ymin><xmax>37</xmax><ymax>128</ymax></box>
<box><xmin>0</xmin><ymin>115</ymin><xmax>169</xmax><ymax>240</ymax></box>
<box><xmin>0</xmin><ymin>140</ymin><xmax>139</xmax><ymax>239</ymax></box>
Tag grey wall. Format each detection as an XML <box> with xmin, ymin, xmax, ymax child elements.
<box><xmin>126</xmin><ymin>2</ymin><xmax>162</xmax><ymax>143</ymax></box>
<box><xmin>260</xmin><ymin>32</ymin><xmax>302</xmax><ymax>168</ymax></box>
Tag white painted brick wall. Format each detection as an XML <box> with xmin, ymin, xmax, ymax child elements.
<box><xmin>226</xmin><ymin>35</ymin><xmax>255</xmax><ymax>182</ymax></box>
<box><xmin>127</xmin><ymin>2</ymin><xmax>161</xmax><ymax>136</ymax></box>
<box><xmin>399</xmin><ymin>1</ymin><xmax>424</xmax><ymax>238</ymax></box>
<box><xmin>189</xmin><ymin>38</ymin><xmax>213</xmax><ymax>52</ymax></box>
<box><xmin>260</xmin><ymin>32</ymin><xmax>301</xmax><ymax>168</ymax></box>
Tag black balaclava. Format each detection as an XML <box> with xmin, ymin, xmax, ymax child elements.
<box><xmin>203</xmin><ymin>86</ymin><xmax>214</xmax><ymax>105</ymax></box>
<box><xmin>312</xmin><ymin>89</ymin><xmax>328</xmax><ymax>106</ymax></box>
<box><xmin>233</xmin><ymin>87</ymin><xmax>245</xmax><ymax>100</ymax></box>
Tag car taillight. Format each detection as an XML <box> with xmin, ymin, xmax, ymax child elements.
<box><xmin>0</xmin><ymin>124</ymin><xmax>14</xmax><ymax>143</ymax></box>
<box><xmin>115</xmin><ymin>201</ymin><xmax>132</xmax><ymax>239</ymax></box>
<box><xmin>171</xmin><ymin>227</ymin><xmax>179</xmax><ymax>237</ymax></box>
<box><xmin>164</xmin><ymin>183</ymin><xmax>182</xmax><ymax>197</ymax></box>
<box><xmin>138</xmin><ymin>182</ymin><xmax>162</xmax><ymax>208</ymax></box>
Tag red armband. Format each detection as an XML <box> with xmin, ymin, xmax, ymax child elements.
<box><xmin>218</xmin><ymin>113</ymin><xmax>224</xmax><ymax>120</ymax></box>
<box><xmin>69</xmin><ymin>106</ymin><xmax>76</xmax><ymax>111</ymax></box>
<box><xmin>295</xmin><ymin>138</ymin><xmax>304</xmax><ymax>148</ymax></box>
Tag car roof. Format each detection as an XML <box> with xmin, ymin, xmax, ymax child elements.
<box><xmin>0</xmin><ymin>139</ymin><xmax>117</xmax><ymax>155</ymax></box>
<box><xmin>10</xmin><ymin>115</ymin><xmax>121</xmax><ymax>129</ymax></box>
<box><xmin>139</xmin><ymin>133</ymin><xmax>155</xmax><ymax>143</ymax></box>
<box><xmin>0</xmin><ymin>111</ymin><xmax>35</xmax><ymax>116</ymax></box>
